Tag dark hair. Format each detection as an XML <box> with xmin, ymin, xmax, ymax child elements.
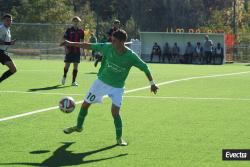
<box><xmin>112</xmin><ymin>29</ymin><xmax>127</xmax><ymax>42</ymax></box>
<box><xmin>3</xmin><ymin>14</ymin><xmax>12</xmax><ymax>20</ymax></box>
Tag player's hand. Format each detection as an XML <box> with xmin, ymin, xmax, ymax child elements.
<box><xmin>95</xmin><ymin>53</ymin><xmax>102</xmax><ymax>61</ymax></box>
<box><xmin>60</xmin><ymin>40</ymin><xmax>70</xmax><ymax>46</ymax></box>
<box><xmin>10</xmin><ymin>39</ymin><xmax>16</xmax><ymax>45</ymax></box>
<box><xmin>151</xmin><ymin>84</ymin><xmax>159</xmax><ymax>94</ymax></box>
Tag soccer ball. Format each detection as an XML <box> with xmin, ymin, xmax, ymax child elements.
<box><xmin>59</xmin><ymin>96</ymin><xmax>76</xmax><ymax>113</ymax></box>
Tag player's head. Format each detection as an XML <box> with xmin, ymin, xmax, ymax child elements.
<box><xmin>112</xmin><ymin>29</ymin><xmax>127</xmax><ymax>46</ymax></box>
<box><xmin>113</xmin><ymin>19</ymin><xmax>120</xmax><ymax>29</ymax></box>
<box><xmin>2</xmin><ymin>14</ymin><xmax>12</xmax><ymax>27</ymax></box>
<box><xmin>205</xmin><ymin>35</ymin><xmax>209</xmax><ymax>40</ymax></box>
<box><xmin>72</xmin><ymin>16</ymin><xmax>81</xmax><ymax>28</ymax></box>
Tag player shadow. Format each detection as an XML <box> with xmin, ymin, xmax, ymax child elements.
<box><xmin>84</xmin><ymin>72</ymin><xmax>98</xmax><ymax>75</ymax></box>
<box><xmin>28</xmin><ymin>84</ymin><xmax>70</xmax><ymax>92</ymax></box>
<box><xmin>0</xmin><ymin>142</ymin><xmax>128</xmax><ymax>167</ymax></box>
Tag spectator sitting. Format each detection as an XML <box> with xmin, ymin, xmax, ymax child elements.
<box><xmin>150</xmin><ymin>42</ymin><xmax>161</xmax><ymax>62</ymax></box>
<box><xmin>172</xmin><ymin>42</ymin><xmax>180</xmax><ymax>63</ymax></box>
<box><xmin>183</xmin><ymin>42</ymin><xmax>194</xmax><ymax>64</ymax></box>
<box><xmin>193</xmin><ymin>42</ymin><xmax>203</xmax><ymax>64</ymax></box>
<box><xmin>213</xmin><ymin>43</ymin><xmax>224</xmax><ymax>65</ymax></box>
<box><xmin>162</xmin><ymin>42</ymin><xmax>171</xmax><ymax>63</ymax></box>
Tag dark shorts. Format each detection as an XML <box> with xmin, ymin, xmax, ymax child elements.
<box><xmin>64</xmin><ymin>53</ymin><xmax>80</xmax><ymax>63</ymax></box>
<box><xmin>0</xmin><ymin>50</ymin><xmax>12</xmax><ymax>65</ymax></box>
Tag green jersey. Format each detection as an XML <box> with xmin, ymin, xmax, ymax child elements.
<box><xmin>91</xmin><ymin>43</ymin><xmax>151</xmax><ymax>88</ymax></box>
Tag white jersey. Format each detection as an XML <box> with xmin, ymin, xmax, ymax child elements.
<box><xmin>0</xmin><ymin>24</ymin><xmax>11</xmax><ymax>51</ymax></box>
<box><xmin>196</xmin><ymin>47</ymin><xmax>201</xmax><ymax>53</ymax></box>
<box><xmin>215</xmin><ymin>47</ymin><xmax>222</xmax><ymax>54</ymax></box>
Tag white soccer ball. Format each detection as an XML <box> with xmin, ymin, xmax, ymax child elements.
<box><xmin>59</xmin><ymin>96</ymin><xmax>76</xmax><ymax>113</ymax></box>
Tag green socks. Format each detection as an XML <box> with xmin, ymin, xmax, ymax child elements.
<box><xmin>77</xmin><ymin>107</ymin><xmax>88</xmax><ymax>129</ymax></box>
<box><xmin>77</xmin><ymin>107</ymin><xmax>123</xmax><ymax>140</ymax></box>
<box><xmin>114</xmin><ymin>115</ymin><xmax>123</xmax><ymax>140</ymax></box>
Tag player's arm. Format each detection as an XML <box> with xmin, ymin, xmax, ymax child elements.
<box><xmin>132</xmin><ymin>54</ymin><xmax>159</xmax><ymax>94</ymax></box>
<box><xmin>146</xmin><ymin>72</ymin><xmax>159</xmax><ymax>94</ymax></box>
<box><xmin>0</xmin><ymin>39</ymin><xmax>16</xmax><ymax>45</ymax></box>
<box><xmin>60</xmin><ymin>40</ymin><xmax>91</xmax><ymax>50</ymax></box>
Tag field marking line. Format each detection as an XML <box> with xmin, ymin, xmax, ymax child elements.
<box><xmin>0</xmin><ymin>90</ymin><xmax>82</xmax><ymax>96</ymax></box>
<box><xmin>1</xmin><ymin>70</ymin><xmax>250</xmax><ymax>122</ymax></box>
<box><xmin>123</xmin><ymin>95</ymin><xmax>250</xmax><ymax>101</ymax></box>
<box><xmin>125</xmin><ymin>70</ymin><xmax>250</xmax><ymax>93</ymax></box>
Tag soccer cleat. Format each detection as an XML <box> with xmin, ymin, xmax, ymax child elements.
<box><xmin>117</xmin><ymin>138</ymin><xmax>128</xmax><ymax>146</ymax></box>
<box><xmin>63</xmin><ymin>126</ymin><xmax>82</xmax><ymax>134</ymax></box>
<box><xmin>71</xmin><ymin>82</ymin><xmax>78</xmax><ymax>86</ymax></box>
<box><xmin>61</xmin><ymin>77</ymin><xmax>66</xmax><ymax>85</ymax></box>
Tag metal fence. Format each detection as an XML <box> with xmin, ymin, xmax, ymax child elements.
<box><xmin>5</xmin><ymin>22</ymin><xmax>68</xmax><ymax>59</ymax></box>
<box><xmin>5</xmin><ymin>23</ymin><xmax>250</xmax><ymax>62</ymax></box>
<box><xmin>233</xmin><ymin>44</ymin><xmax>250</xmax><ymax>63</ymax></box>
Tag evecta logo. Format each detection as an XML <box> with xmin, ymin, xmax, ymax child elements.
<box><xmin>222</xmin><ymin>149</ymin><xmax>250</xmax><ymax>160</ymax></box>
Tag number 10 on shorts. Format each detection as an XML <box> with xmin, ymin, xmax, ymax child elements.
<box><xmin>87</xmin><ymin>93</ymin><xmax>96</xmax><ymax>102</ymax></box>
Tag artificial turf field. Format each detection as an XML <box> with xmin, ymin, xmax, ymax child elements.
<box><xmin>1</xmin><ymin>59</ymin><xmax>250</xmax><ymax>167</ymax></box>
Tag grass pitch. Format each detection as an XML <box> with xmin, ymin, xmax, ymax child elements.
<box><xmin>0</xmin><ymin>59</ymin><xmax>250</xmax><ymax>167</ymax></box>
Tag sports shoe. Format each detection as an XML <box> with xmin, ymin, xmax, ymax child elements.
<box><xmin>117</xmin><ymin>138</ymin><xmax>128</xmax><ymax>146</ymax></box>
<box><xmin>71</xmin><ymin>81</ymin><xmax>78</xmax><ymax>86</ymax></box>
<box><xmin>61</xmin><ymin>77</ymin><xmax>66</xmax><ymax>85</ymax></box>
<box><xmin>63</xmin><ymin>126</ymin><xmax>82</xmax><ymax>134</ymax></box>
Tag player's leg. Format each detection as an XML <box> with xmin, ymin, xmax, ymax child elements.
<box><xmin>63</xmin><ymin>101</ymin><xmax>91</xmax><ymax>134</ymax></box>
<box><xmin>61</xmin><ymin>62</ymin><xmax>70</xmax><ymax>85</ymax></box>
<box><xmin>220</xmin><ymin>54</ymin><xmax>224</xmax><ymax>65</ymax></box>
<box><xmin>208</xmin><ymin>52</ymin><xmax>212</xmax><ymax>64</ymax></box>
<box><xmin>77</xmin><ymin>101</ymin><xmax>91</xmax><ymax>129</ymax></box>
<box><xmin>64</xmin><ymin>79</ymin><xmax>106</xmax><ymax>134</ymax></box>
<box><xmin>0</xmin><ymin>60</ymin><xmax>17</xmax><ymax>83</ymax></box>
<box><xmin>110</xmin><ymin>88</ymin><xmax>127</xmax><ymax>146</ymax></box>
<box><xmin>71</xmin><ymin>62</ymin><xmax>78</xmax><ymax>86</ymax></box>
<box><xmin>111</xmin><ymin>104</ymin><xmax>127</xmax><ymax>146</ymax></box>
<box><xmin>94</xmin><ymin>53</ymin><xmax>102</xmax><ymax>67</ymax></box>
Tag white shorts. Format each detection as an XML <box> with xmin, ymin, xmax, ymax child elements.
<box><xmin>84</xmin><ymin>79</ymin><xmax>124</xmax><ymax>107</ymax></box>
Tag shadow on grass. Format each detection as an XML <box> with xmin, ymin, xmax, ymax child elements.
<box><xmin>84</xmin><ymin>72</ymin><xmax>98</xmax><ymax>75</ymax></box>
<box><xmin>28</xmin><ymin>85</ymin><xmax>70</xmax><ymax>92</ymax></box>
<box><xmin>0</xmin><ymin>142</ymin><xmax>127</xmax><ymax>166</ymax></box>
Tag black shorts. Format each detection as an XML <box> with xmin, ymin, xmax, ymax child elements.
<box><xmin>64</xmin><ymin>53</ymin><xmax>80</xmax><ymax>63</ymax></box>
<box><xmin>0</xmin><ymin>50</ymin><xmax>12</xmax><ymax>65</ymax></box>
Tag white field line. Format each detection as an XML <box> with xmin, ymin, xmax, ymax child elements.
<box><xmin>0</xmin><ymin>90</ymin><xmax>82</xmax><ymax>96</ymax></box>
<box><xmin>123</xmin><ymin>95</ymin><xmax>250</xmax><ymax>101</ymax></box>
<box><xmin>0</xmin><ymin>70</ymin><xmax>250</xmax><ymax>122</ymax></box>
<box><xmin>124</xmin><ymin>71</ymin><xmax>250</xmax><ymax>93</ymax></box>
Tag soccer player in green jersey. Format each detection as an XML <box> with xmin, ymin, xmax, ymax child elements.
<box><xmin>60</xmin><ymin>29</ymin><xmax>159</xmax><ymax>146</ymax></box>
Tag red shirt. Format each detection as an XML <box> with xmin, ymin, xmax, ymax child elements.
<box><xmin>64</xmin><ymin>27</ymin><xmax>84</xmax><ymax>54</ymax></box>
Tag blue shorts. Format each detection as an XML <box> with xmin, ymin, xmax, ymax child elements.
<box><xmin>64</xmin><ymin>53</ymin><xmax>80</xmax><ymax>63</ymax></box>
